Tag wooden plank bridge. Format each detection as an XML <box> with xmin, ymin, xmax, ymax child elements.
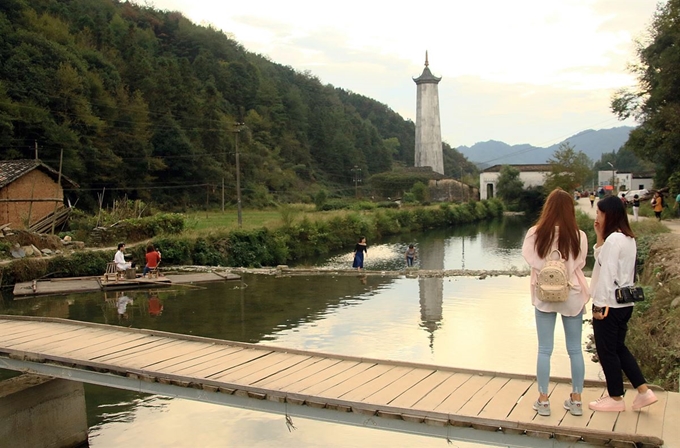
<box><xmin>0</xmin><ymin>315</ymin><xmax>676</xmax><ymax>447</ymax></box>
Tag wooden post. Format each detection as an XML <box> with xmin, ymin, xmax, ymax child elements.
<box><xmin>50</xmin><ymin>149</ymin><xmax>64</xmax><ymax>235</ymax></box>
<box><xmin>26</xmin><ymin>176</ymin><xmax>37</xmax><ymax>228</ymax></box>
<box><xmin>221</xmin><ymin>178</ymin><xmax>225</xmax><ymax>213</ymax></box>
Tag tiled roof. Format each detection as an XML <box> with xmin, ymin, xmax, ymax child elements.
<box><xmin>483</xmin><ymin>164</ymin><xmax>553</xmax><ymax>173</ymax></box>
<box><xmin>413</xmin><ymin>67</ymin><xmax>442</xmax><ymax>85</ymax></box>
<box><xmin>0</xmin><ymin>159</ymin><xmax>78</xmax><ymax>189</ymax></box>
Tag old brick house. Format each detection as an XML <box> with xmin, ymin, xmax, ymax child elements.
<box><xmin>0</xmin><ymin>159</ymin><xmax>77</xmax><ymax>229</ymax></box>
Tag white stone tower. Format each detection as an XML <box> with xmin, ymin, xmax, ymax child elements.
<box><xmin>413</xmin><ymin>51</ymin><xmax>444</xmax><ymax>175</ymax></box>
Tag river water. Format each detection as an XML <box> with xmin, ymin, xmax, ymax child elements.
<box><xmin>0</xmin><ymin>216</ymin><xmax>602</xmax><ymax>447</ymax></box>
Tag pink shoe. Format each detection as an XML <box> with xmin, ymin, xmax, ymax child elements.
<box><xmin>632</xmin><ymin>390</ymin><xmax>658</xmax><ymax>411</ymax></box>
<box><xmin>588</xmin><ymin>396</ymin><xmax>625</xmax><ymax>412</ymax></box>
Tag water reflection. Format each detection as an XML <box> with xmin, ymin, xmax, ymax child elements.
<box><xmin>312</xmin><ymin>216</ymin><xmax>531</xmax><ymax>272</ymax></box>
<box><xmin>0</xmin><ymin>215</ymin><xmax>603</xmax><ymax>447</ymax></box>
<box><xmin>418</xmin><ymin>237</ymin><xmax>444</xmax><ymax>350</ymax></box>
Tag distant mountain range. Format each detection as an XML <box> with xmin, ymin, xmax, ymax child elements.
<box><xmin>457</xmin><ymin>126</ymin><xmax>634</xmax><ymax>168</ymax></box>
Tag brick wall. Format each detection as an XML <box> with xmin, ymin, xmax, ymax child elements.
<box><xmin>0</xmin><ymin>170</ymin><xmax>64</xmax><ymax>229</ymax></box>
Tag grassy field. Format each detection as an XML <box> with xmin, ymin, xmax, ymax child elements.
<box><xmin>183</xmin><ymin>205</ymin><xmax>359</xmax><ymax>233</ymax></box>
<box><xmin>185</xmin><ymin>209</ymin><xmax>287</xmax><ymax>232</ymax></box>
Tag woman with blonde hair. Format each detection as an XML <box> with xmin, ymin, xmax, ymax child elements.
<box><xmin>522</xmin><ymin>188</ymin><xmax>590</xmax><ymax>417</ymax></box>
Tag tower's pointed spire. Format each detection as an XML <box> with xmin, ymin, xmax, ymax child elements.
<box><xmin>425</xmin><ymin>50</ymin><xmax>429</xmax><ymax>67</ymax></box>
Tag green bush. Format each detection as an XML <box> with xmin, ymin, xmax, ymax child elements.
<box><xmin>351</xmin><ymin>201</ymin><xmax>377</xmax><ymax>211</ymax></box>
<box><xmin>319</xmin><ymin>199</ymin><xmax>352</xmax><ymax>211</ymax></box>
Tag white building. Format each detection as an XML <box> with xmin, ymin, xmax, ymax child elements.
<box><xmin>596</xmin><ymin>171</ymin><xmax>654</xmax><ymax>191</ymax></box>
<box><xmin>480</xmin><ymin>164</ymin><xmax>552</xmax><ymax>200</ymax></box>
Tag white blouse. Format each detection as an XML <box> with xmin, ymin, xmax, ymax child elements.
<box><xmin>590</xmin><ymin>232</ymin><xmax>636</xmax><ymax>309</ymax></box>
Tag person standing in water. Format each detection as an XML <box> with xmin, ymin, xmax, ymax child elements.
<box><xmin>352</xmin><ymin>237</ymin><xmax>367</xmax><ymax>271</ymax></box>
<box><xmin>405</xmin><ymin>244</ymin><xmax>417</xmax><ymax>267</ymax></box>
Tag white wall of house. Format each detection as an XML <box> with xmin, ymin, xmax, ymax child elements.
<box><xmin>480</xmin><ymin>171</ymin><xmax>549</xmax><ymax>200</ymax></box>
<box><xmin>630</xmin><ymin>177</ymin><xmax>654</xmax><ymax>190</ymax></box>
<box><xmin>596</xmin><ymin>172</ymin><xmax>654</xmax><ymax>192</ymax></box>
<box><xmin>597</xmin><ymin>171</ymin><xmax>634</xmax><ymax>191</ymax></box>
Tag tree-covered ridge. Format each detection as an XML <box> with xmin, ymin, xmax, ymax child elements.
<box><xmin>1</xmin><ymin>0</ymin><xmax>469</xmax><ymax>210</ymax></box>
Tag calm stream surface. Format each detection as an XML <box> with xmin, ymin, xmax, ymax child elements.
<box><xmin>1</xmin><ymin>217</ymin><xmax>602</xmax><ymax>447</ymax></box>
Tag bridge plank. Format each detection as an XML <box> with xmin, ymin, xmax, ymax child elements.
<box><xmin>0</xmin><ymin>323</ymin><xmax>84</xmax><ymax>346</ymax></box>
<box><xmin>504</xmin><ymin>381</ymin><xmax>545</xmax><ymax>429</ymax></box>
<box><xmin>48</xmin><ymin>330</ymin><xmax>143</xmax><ymax>356</ymax></box>
<box><xmin>613</xmin><ymin>392</ymin><xmax>641</xmax><ymax>434</ymax></box>
<box><xmin>559</xmin><ymin>385</ymin><xmax>604</xmax><ymax>430</ymax></box>
<box><xmin>340</xmin><ymin>366</ymin><xmax>414</xmax><ymax>402</ymax></box>
<box><xmin>252</xmin><ymin>357</ymin><xmax>335</xmax><ymax>389</ymax></box>
<box><xmin>51</xmin><ymin>333</ymin><xmax>155</xmax><ymax>358</ymax></box>
<box><xmin>218</xmin><ymin>353</ymin><xmax>313</xmax><ymax>384</ymax></box>
<box><xmin>434</xmin><ymin>373</ymin><xmax>494</xmax><ymax>414</ymax></box>
<box><xmin>388</xmin><ymin>370</ymin><xmax>453</xmax><ymax>408</ymax></box>
<box><xmin>585</xmin><ymin>386</ymin><xmax>619</xmax><ymax>433</ymax></box>
<box><xmin>90</xmin><ymin>337</ymin><xmax>176</xmax><ymax>361</ymax></box>
<box><xmin>362</xmin><ymin>367</ymin><xmax>434</xmax><ymax>406</ymax></box>
<box><xmin>8</xmin><ymin>327</ymin><xmax>108</xmax><ymax>352</ymax></box>
<box><xmin>457</xmin><ymin>376</ymin><xmax>510</xmax><ymax>417</ymax></box>
<box><xmin>294</xmin><ymin>361</ymin><xmax>376</xmax><ymax>396</ymax></box>
<box><xmin>178</xmin><ymin>348</ymin><xmax>273</xmax><ymax>378</ymax></box>
<box><xmin>279</xmin><ymin>360</ymin><xmax>362</xmax><ymax>395</ymax></box>
<box><xmin>540</xmin><ymin>382</ymin><xmax>571</xmax><ymax>427</ymax></box>
<box><xmin>410</xmin><ymin>372</ymin><xmax>473</xmax><ymax>410</ymax></box>
<box><xmin>134</xmin><ymin>342</ymin><xmax>223</xmax><ymax>370</ymax></box>
<box><xmin>661</xmin><ymin>391</ymin><xmax>680</xmax><ymax>445</ymax></box>
<box><xmin>311</xmin><ymin>364</ymin><xmax>395</xmax><ymax>399</ymax></box>
<box><xmin>631</xmin><ymin>390</ymin><xmax>666</xmax><ymax>439</ymax></box>
<box><xmin>0</xmin><ymin>316</ymin><xmax>672</xmax><ymax>448</ymax></box>
<box><xmin>107</xmin><ymin>340</ymin><xmax>203</xmax><ymax>368</ymax></box>
<box><xmin>94</xmin><ymin>338</ymin><xmax>186</xmax><ymax>363</ymax></box>
<box><xmin>148</xmin><ymin>345</ymin><xmax>244</xmax><ymax>372</ymax></box>
<box><xmin>0</xmin><ymin>320</ymin><xmax>39</xmax><ymax>333</ymax></box>
<box><xmin>477</xmin><ymin>378</ymin><xmax>533</xmax><ymax>421</ymax></box>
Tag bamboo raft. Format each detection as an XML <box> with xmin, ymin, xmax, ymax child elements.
<box><xmin>12</xmin><ymin>271</ymin><xmax>239</xmax><ymax>298</ymax></box>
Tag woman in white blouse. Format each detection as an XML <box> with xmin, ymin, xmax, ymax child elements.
<box><xmin>522</xmin><ymin>189</ymin><xmax>590</xmax><ymax>417</ymax></box>
<box><xmin>589</xmin><ymin>195</ymin><xmax>657</xmax><ymax>412</ymax></box>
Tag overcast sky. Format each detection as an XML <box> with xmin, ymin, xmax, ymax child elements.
<box><xmin>140</xmin><ymin>0</ymin><xmax>661</xmax><ymax>148</ymax></box>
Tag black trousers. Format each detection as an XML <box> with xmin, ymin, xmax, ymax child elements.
<box><xmin>592</xmin><ymin>306</ymin><xmax>646</xmax><ymax>397</ymax></box>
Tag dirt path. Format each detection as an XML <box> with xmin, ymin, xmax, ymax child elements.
<box><xmin>575</xmin><ymin>197</ymin><xmax>680</xmax><ymax>235</ymax></box>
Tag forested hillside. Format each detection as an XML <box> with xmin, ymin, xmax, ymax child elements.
<box><xmin>0</xmin><ymin>0</ymin><xmax>471</xmax><ymax>210</ymax></box>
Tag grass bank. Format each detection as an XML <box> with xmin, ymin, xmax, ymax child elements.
<box><xmin>1</xmin><ymin>199</ymin><xmax>504</xmax><ymax>287</ymax></box>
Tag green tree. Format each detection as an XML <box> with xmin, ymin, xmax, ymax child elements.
<box><xmin>543</xmin><ymin>142</ymin><xmax>593</xmax><ymax>193</ymax></box>
<box><xmin>496</xmin><ymin>165</ymin><xmax>524</xmax><ymax>209</ymax></box>
<box><xmin>611</xmin><ymin>0</ymin><xmax>680</xmax><ymax>187</ymax></box>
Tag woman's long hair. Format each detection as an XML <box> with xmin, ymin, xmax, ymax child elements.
<box><xmin>534</xmin><ymin>188</ymin><xmax>581</xmax><ymax>259</ymax></box>
<box><xmin>597</xmin><ymin>195</ymin><xmax>635</xmax><ymax>239</ymax></box>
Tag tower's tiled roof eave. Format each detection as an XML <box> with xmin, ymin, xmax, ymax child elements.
<box><xmin>413</xmin><ymin>67</ymin><xmax>441</xmax><ymax>85</ymax></box>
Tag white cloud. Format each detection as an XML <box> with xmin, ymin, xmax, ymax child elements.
<box><xmin>142</xmin><ymin>0</ymin><xmax>661</xmax><ymax>146</ymax></box>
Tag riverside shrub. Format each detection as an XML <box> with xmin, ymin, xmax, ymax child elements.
<box><xmin>0</xmin><ymin>200</ymin><xmax>506</xmax><ymax>283</ymax></box>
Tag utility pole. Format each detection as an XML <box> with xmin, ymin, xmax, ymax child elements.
<box><xmin>234</xmin><ymin>123</ymin><xmax>244</xmax><ymax>228</ymax></box>
<box><xmin>351</xmin><ymin>165</ymin><xmax>361</xmax><ymax>198</ymax></box>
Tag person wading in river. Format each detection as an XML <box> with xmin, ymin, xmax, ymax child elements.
<box><xmin>522</xmin><ymin>188</ymin><xmax>590</xmax><ymax>417</ymax></box>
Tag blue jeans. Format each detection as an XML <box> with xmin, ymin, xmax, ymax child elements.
<box><xmin>535</xmin><ymin>308</ymin><xmax>585</xmax><ymax>395</ymax></box>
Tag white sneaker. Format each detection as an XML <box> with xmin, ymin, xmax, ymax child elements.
<box><xmin>533</xmin><ymin>400</ymin><xmax>550</xmax><ymax>416</ymax></box>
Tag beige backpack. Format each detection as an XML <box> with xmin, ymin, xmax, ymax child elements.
<box><xmin>536</xmin><ymin>250</ymin><xmax>571</xmax><ymax>302</ymax></box>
